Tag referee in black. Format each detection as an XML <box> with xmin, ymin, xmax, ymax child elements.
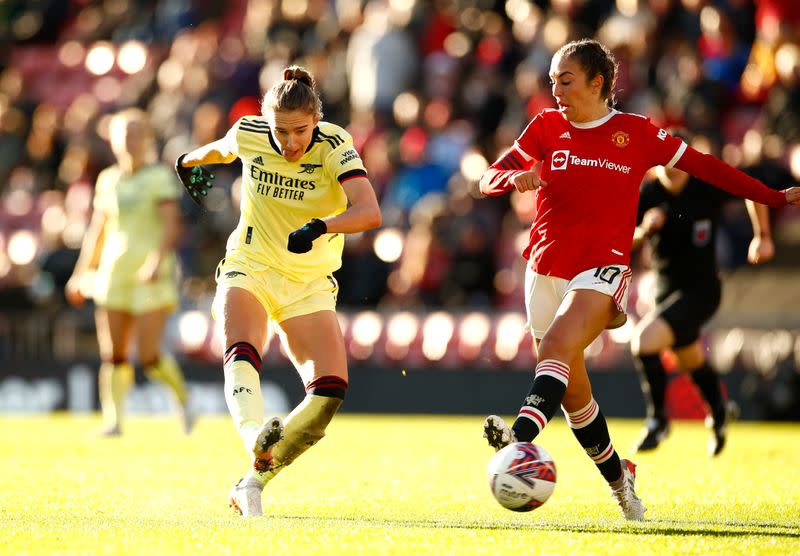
<box><xmin>630</xmin><ymin>133</ymin><xmax>775</xmax><ymax>457</ymax></box>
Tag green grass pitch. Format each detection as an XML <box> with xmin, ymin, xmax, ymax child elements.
<box><xmin>1</xmin><ymin>414</ymin><xmax>798</xmax><ymax>555</ymax></box>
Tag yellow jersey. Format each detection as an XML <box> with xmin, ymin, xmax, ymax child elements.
<box><xmin>93</xmin><ymin>164</ymin><xmax>180</xmax><ymax>282</ymax></box>
<box><xmin>223</xmin><ymin>116</ymin><xmax>368</xmax><ymax>282</ymax></box>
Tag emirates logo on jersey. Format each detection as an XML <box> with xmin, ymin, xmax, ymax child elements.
<box><xmin>612</xmin><ymin>131</ymin><xmax>630</xmax><ymax>148</ymax></box>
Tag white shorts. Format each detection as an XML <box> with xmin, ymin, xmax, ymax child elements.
<box><xmin>524</xmin><ymin>265</ymin><xmax>632</xmax><ymax>339</ymax></box>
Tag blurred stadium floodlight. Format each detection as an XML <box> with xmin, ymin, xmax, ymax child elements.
<box><xmin>178</xmin><ymin>311</ymin><xmax>210</xmax><ymax>353</ymax></box>
<box><xmin>386</xmin><ymin>311</ymin><xmax>419</xmax><ymax>360</ymax></box>
<box><xmin>460</xmin><ymin>149</ymin><xmax>489</xmax><ymax>182</ymax></box>
<box><xmin>387</xmin><ymin>311</ymin><xmax>419</xmax><ymax>346</ymax></box>
<box><xmin>373</xmin><ymin>228</ymin><xmax>404</xmax><ymax>263</ymax></box>
<box><xmin>85</xmin><ymin>42</ymin><xmax>115</xmax><ymax>75</ymax></box>
<box><xmin>458</xmin><ymin>312</ymin><xmax>492</xmax><ymax>361</ymax></box>
<box><xmin>495</xmin><ymin>312</ymin><xmax>526</xmax><ymax>361</ymax></box>
<box><xmin>7</xmin><ymin>230</ymin><xmax>38</xmax><ymax>266</ymax></box>
<box><xmin>58</xmin><ymin>41</ymin><xmax>85</xmax><ymax>68</ymax></box>
<box><xmin>350</xmin><ymin>311</ymin><xmax>383</xmax><ymax>360</ymax></box>
<box><xmin>5</xmin><ymin>189</ymin><xmax>34</xmax><ymax>216</ymax></box>
<box><xmin>117</xmin><ymin>41</ymin><xmax>148</xmax><ymax>75</ymax></box>
<box><xmin>421</xmin><ymin>311</ymin><xmax>455</xmax><ymax>361</ymax></box>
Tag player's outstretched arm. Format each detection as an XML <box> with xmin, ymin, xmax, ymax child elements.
<box><xmin>176</xmin><ymin>138</ymin><xmax>237</xmax><ymax>204</ymax></box>
<box><xmin>674</xmin><ymin>146</ymin><xmax>793</xmax><ymax>208</ymax></box>
<box><xmin>287</xmin><ymin>176</ymin><xmax>381</xmax><ymax>254</ymax></box>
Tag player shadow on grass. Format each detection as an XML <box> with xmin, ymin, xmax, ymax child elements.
<box><xmin>273</xmin><ymin>515</ymin><xmax>800</xmax><ymax>538</ymax></box>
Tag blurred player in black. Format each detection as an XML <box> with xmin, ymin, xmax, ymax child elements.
<box><xmin>631</xmin><ymin>134</ymin><xmax>774</xmax><ymax>456</ymax></box>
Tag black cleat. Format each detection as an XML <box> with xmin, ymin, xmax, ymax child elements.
<box><xmin>707</xmin><ymin>400</ymin><xmax>739</xmax><ymax>457</ymax></box>
<box><xmin>635</xmin><ymin>417</ymin><xmax>670</xmax><ymax>452</ymax></box>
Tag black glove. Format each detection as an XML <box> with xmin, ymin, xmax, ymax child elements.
<box><xmin>287</xmin><ymin>218</ymin><xmax>327</xmax><ymax>254</ymax></box>
<box><xmin>175</xmin><ymin>154</ymin><xmax>214</xmax><ymax>204</ymax></box>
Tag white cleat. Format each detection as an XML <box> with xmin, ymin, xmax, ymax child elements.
<box><xmin>610</xmin><ymin>459</ymin><xmax>646</xmax><ymax>521</ymax></box>
<box><xmin>252</xmin><ymin>416</ymin><xmax>284</xmax><ymax>463</ymax></box>
<box><xmin>229</xmin><ymin>476</ymin><xmax>264</xmax><ymax>517</ymax></box>
<box><xmin>483</xmin><ymin>415</ymin><xmax>516</xmax><ymax>452</ymax></box>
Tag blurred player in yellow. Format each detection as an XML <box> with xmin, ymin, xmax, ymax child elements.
<box><xmin>176</xmin><ymin>66</ymin><xmax>381</xmax><ymax>517</ymax></box>
<box><xmin>66</xmin><ymin>108</ymin><xmax>192</xmax><ymax>436</ymax></box>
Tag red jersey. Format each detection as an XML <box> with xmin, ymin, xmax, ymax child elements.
<box><xmin>484</xmin><ymin>109</ymin><xmax>686</xmax><ymax>279</ymax></box>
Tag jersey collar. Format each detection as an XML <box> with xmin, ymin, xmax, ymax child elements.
<box><xmin>266</xmin><ymin>128</ymin><xmax>282</xmax><ymax>156</ymax></box>
<box><xmin>567</xmin><ymin>109</ymin><xmax>619</xmax><ymax>129</ymax></box>
<box><xmin>305</xmin><ymin>127</ymin><xmax>320</xmax><ymax>154</ymax></box>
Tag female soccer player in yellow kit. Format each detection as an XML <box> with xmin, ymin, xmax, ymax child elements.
<box><xmin>176</xmin><ymin>66</ymin><xmax>381</xmax><ymax>516</ymax></box>
<box><xmin>66</xmin><ymin>108</ymin><xmax>192</xmax><ymax>436</ymax></box>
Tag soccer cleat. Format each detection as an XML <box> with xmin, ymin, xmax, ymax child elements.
<box><xmin>180</xmin><ymin>404</ymin><xmax>196</xmax><ymax>435</ymax></box>
<box><xmin>229</xmin><ymin>476</ymin><xmax>264</xmax><ymax>517</ymax></box>
<box><xmin>634</xmin><ymin>417</ymin><xmax>670</xmax><ymax>452</ymax></box>
<box><xmin>98</xmin><ymin>425</ymin><xmax>121</xmax><ymax>437</ymax></box>
<box><xmin>706</xmin><ymin>400</ymin><xmax>739</xmax><ymax>457</ymax></box>
<box><xmin>610</xmin><ymin>459</ymin><xmax>646</xmax><ymax>521</ymax></box>
<box><xmin>483</xmin><ymin>415</ymin><xmax>517</xmax><ymax>452</ymax></box>
<box><xmin>252</xmin><ymin>416</ymin><xmax>284</xmax><ymax>464</ymax></box>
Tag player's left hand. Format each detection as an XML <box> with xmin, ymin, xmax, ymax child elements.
<box><xmin>747</xmin><ymin>235</ymin><xmax>774</xmax><ymax>265</ymax></box>
<box><xmin>784</xmin><ymin>187</ymin><xmax>800</xmax><ymax>206</ymax></box>
<box><xmin>175</xmin><ymin>154</ymin><xmax>214</xmax><ymax>204</ymax></box>
<box><xmin>287</xmin><ymin>218</ymin><xmax>327</xmax><ymax>253</ymax></box>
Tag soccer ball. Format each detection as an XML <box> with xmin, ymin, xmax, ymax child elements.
<box><xmin>487</xmin><ymin>442</ymin><xmax>557</xmax><ymax>512</ymax></box>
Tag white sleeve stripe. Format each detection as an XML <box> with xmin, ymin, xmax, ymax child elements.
<box><xmin>512</xmin><ymin>141</ymin><xmax>534</xmax><ymax>161</ymax></box>
<box><xmin>664</xmin><ymin>141</ymin><xmax>687</xmax><ymax>169</ymax></box>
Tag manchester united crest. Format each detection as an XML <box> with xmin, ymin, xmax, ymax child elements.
<box><xmin>611</xmin><ymin>131</ymin><xmax>630</xmax><ymax>148</ymax></box>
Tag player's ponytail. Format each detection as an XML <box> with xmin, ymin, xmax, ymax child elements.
<box><xmin>262</xmin><ymin>65</ymin><xmax>323</xmax><ymax>118</ymax></box>
<box><xmin>283</xmin><ymin>66</ymin><xmax>315</xmax><ymax>89</ymax></box>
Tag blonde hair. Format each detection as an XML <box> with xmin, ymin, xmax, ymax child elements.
<box><xmin>261</xmin><ymin>66</ymin><xmax>323</xmax><ymax>118</ymax></box>
<box><xmin>108</xmin><ymin>108</ymin><xmax>156</xmax><ymax>153</ymax></box>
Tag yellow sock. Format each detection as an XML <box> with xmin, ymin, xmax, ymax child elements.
<box><xmin>253</xmin><ymin>394</ymin><xmax>342</xmax><ymax>484</ymax></box>
<box><xmin>99</xmin><ymin>362</ymin><xmax>134</xmax><ymax>431</ymax></box>
<box><xmin>145</xmin><ymin>353</ymin><xmax>188</xmax><ymax>405</ymax></box>
<box><xmin>224</xmin><ymin>359</ymin><xmax>265</xmax><ymax>451</ymax></box>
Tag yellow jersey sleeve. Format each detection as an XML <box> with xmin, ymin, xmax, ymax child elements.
<box><xmin>224</xmin><ymin>118</ymin><xmax>242</xmax><ymax>156</ymax></box>
<box><xmin>323</xmin><ymin>132</ymin><xmax>368</xmax><ymax>185</ymax></box>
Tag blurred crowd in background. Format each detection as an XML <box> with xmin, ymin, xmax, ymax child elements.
<box><xmin>1</xmin><ymin>0</ymin><xmax>800</xmax><ymax>340</ymax></box>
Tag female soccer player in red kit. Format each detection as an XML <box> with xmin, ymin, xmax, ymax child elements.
<box><xmin>479</xmin><ymin>39</ymin><xmax>800</xmax><ymax>521</ymax></box>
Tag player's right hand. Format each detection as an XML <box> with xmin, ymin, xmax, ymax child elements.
<box><xmin>175</xmin><ymin>154</ymin><xmax>214</xmax><ymax>204</ymax></box>
<box><xmin>511</xmin><ymin>160</ymin><xmax>547</xmax><ymax>192</ymax></box>
<box><xmin>640</xmin><ymin>207</ymin><xmax>666</xmax><ymax>235</ymax></box>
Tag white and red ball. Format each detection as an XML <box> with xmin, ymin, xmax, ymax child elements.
<box><xmin>488</xmin><ymin>442</ymin><xmax>557</xmax><ymax>512</ymax></box>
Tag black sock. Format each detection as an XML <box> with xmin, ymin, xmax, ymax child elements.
<box><xmin>564</xmin><ymin>398</ymin><xmax>623</xmax><ymax>483</ymax></box>
<box><xmin>635</xmin><ymin>353</ymin><xmax>667</xmax><ymax>421</ymax></box>
<box><xmin>511</xmin><ymin>359</ymin><xmax>569</xmax><ymax>442</ymax></box>
<box><xmin>691</xmin><ymin>363</ymin><xmax>725</xmax><ymax>423</ymax></box>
